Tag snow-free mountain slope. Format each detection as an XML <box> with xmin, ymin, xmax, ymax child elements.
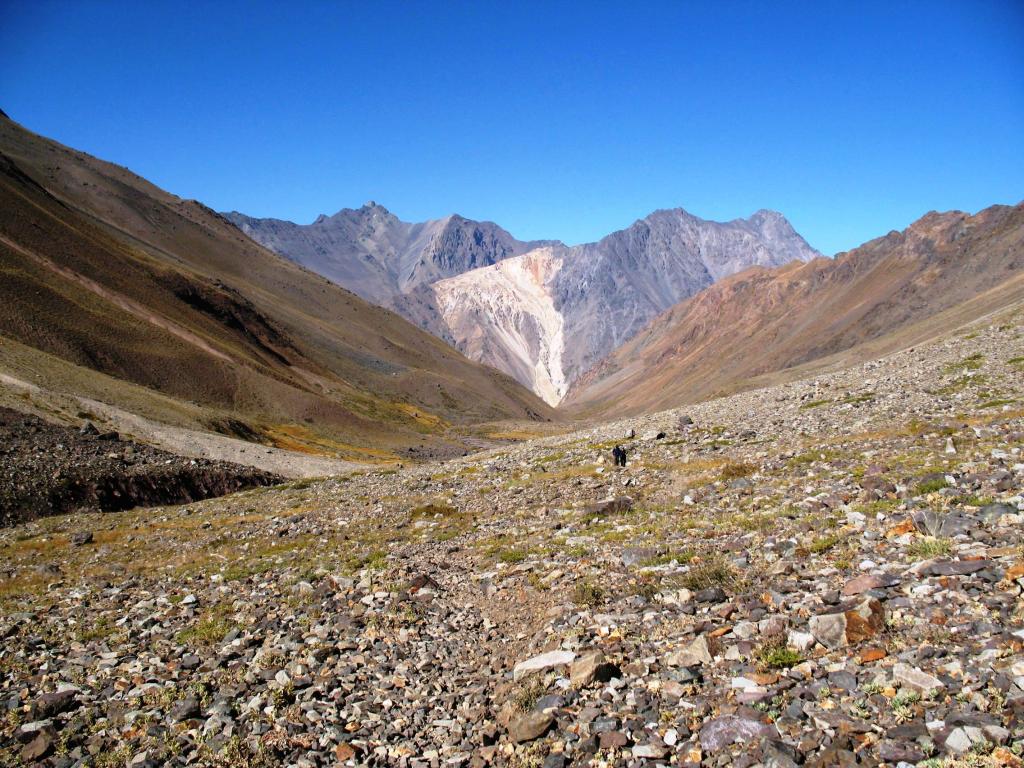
<box><xmin>567</xmin><ymin>202</ymin><xmax>1024</xmax><ymax>415</ymax></box>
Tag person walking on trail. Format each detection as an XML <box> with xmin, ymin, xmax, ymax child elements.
<box><xmin>612</xmin><ymin>445</ymin><xmax>627</xmax><ymax>467</ymax></box>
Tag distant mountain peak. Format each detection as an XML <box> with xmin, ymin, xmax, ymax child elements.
<box><xmin>749</xmin><ymin>208</ymin><xmax>787</xmax><ymax>223</ymax></box>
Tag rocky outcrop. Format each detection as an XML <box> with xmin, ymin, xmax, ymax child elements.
<box><xmin>0</xmin><ymin>408</ymin><xmax>280</xmax><ymax>526</ymax></box>
<box><xmin>434</xmin><ymin>249</ymin><xmax>567</xmax><ymax>404</ymax></box>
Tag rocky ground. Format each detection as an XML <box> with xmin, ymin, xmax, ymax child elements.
<box><xmin>0</xmin><ymin>408</ymin><xmax>281</xmax><ymax>526</ymax></box>
<box><xmin>0</xmin><ymin>305</ymin><xmax>1022</xmax><ymax>768</ymax></box>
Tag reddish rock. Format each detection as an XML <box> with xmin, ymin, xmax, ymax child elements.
<box><xmin>841</xmin><ymin>574</ymin><xmax>883</xmax><ymax>596</ymax></box>
<box><xmin>844</xmin><ymin>597</ymin><xmax>885</xmax><ymax>643</ymax></box>
<box><xmin>885</xmin><ymin>519</ymin><xmax>916</xmax><ymax>537</ymax></box>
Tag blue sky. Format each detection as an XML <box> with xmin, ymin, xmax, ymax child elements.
<box><xmin>1</xmin><ymin>1</ymin><xmax>1021</xmax><ymax>255</ymax></box>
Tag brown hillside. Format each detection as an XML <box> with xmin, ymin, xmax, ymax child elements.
<box><xmin>567</xmin><ymin>203</ymin><xmax>1024</xmax><ymax>416</ymax></box>
<box><xmin>0</xmin><ymin>114</ymin><xmax>555</xmax><ymax>462</ymax></box>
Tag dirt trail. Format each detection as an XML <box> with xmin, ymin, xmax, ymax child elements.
<box><xmin>0</xmin><ymin>372</ymin><xmax>360</xmax><ymax>478</ymax></box>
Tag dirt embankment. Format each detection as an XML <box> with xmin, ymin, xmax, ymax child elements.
<box><xmin>0</xmin><ymin>407</ymin><xmax>281</xmax><ymax>526</ymax></box>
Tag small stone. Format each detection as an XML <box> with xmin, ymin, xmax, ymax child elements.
<box><xmin>695</xmin><ymin>586</ymin><xmax>727</xmax><ymax>603</ymax></box>
<box><xmin>70</xmin><ymin>531</ymin><xmax>93</xmax><ymax>546</ymax></box>
<box><xmin>842</xmin><ymin>573</ymin><xmax>897</xmax><ymax>595</ymax></box>
<box><xmin>893</xmin><ymin>662</ymin><xmax>944</xmax><ymax>693</ymax></box>
<box><xmin>569</xmin><ymin>649</ymin><xmax>619</xmax><ymax>687</ymax></box>
<box><xmin>699</xmin><ymin>715</ymin><xmax>775</xmax><ymax>753</ymax></box>
<box><xmin>667</xmin><ymin>634</ymin><xmax>714</xmax><ymax>667</ymax></box>
<box><xmin>598</xmin><ymin>731</ymin><xmax>629</xmax><ymax>749</ymax></box>
<box><xmin>583</xmin><ymin>497</ymin><xmax>633</xmax><ymax>516</ymax></box>
<box><xmin>335</xmin><ymin>743</ymin><xmax>357</xmax><ymax>761</ymax></box>
<box><xmin>787</xmin><ymin>630</ymin><xmax>815</xmax><ymax>652</ymax></box>
<box><xmin>924</xmin><ymin>559</ymin><xmax>991</xmax><ymax>577</ymax></box>
<box><xmin>844</xmin><ymin>597</ymin><xmax>884</xmax><ymax>643</ymax></box>
<box><xmin>944</xmin><ymin>727</ymin><xmax>973</xmax><ymax>754</ymax></box>
<box><xmin>22</xmin><ymin>731</ymin><xmax>53</xmax><ymax>761</ymax></box>
<box><xmin>809</xmin><ymin>612</ymin><xmax>847</xmax><ymax>649</ymax></box>
<box><xmin>35</xmin><ymin>689</ymin><xmax>78</xmax><ymax>717</ymax></box>
<box><xmin>507</xmin><ymin>711</ymin><xmax>554</xmax><ymax>743</ymax></box>
<box><xmin>169</xmin><ymin>697</ymin><xmax>200</xmax><ymax>722</ymax></box>
<box><xmin>633</xmin><ymin>743</ymin><xmax>668</xmax><ymax>758</ymax></box>
<box><xmin>858</xmin><ymin>647</ymin><xmax>887</xmax><ymax>663</ymax></box>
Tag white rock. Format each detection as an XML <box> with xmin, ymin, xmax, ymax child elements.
<box><xmin>944</xmin><ymin>727</ymin><xmax>972</xmax><ymax>754</ymax></box>
<box><xmin>787</xmin><ymin>630</ymin><xmax>815</xmax><ymax>652</ymax></box>
<box><xmin>893</xmin><ymin>662</ymin><xmax>944</xmax><ymax>693</ymax></box>
<box><xmin>732</xmin><ymin>621</ymin><xmax>757</xmax><ymax>640</ymax></box>
<box><xmin>512</xmin><ymin>650</ymin><xmax>576</xmax><ymax>681</ymax></box>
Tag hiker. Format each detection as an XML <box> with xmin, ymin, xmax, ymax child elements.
<box><xmin>612</xmin><ymin>445</ymin><xmax>627</xmax><ymax>467</ymax></box>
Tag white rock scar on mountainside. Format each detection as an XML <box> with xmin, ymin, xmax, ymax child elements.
<box><xmin>503</xmin><ymin>251</ymin><xmax>567</xmax><ymax>406</ymax></box>
<box><xmin>436</xmin><ymin>249</ymin><xmax>568</xmax><ymax>406</ymax></box>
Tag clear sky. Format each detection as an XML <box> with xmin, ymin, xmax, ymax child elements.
<box><xmin>1</xmin><ymin>1</ymin><xmax>1022</xmax><ymax>255</ymax></box>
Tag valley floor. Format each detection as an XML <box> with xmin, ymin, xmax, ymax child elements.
<box><xmin>1</xmin><ymin>304</ymin><xmax>1023</xmax><ymax>767</ymax></box>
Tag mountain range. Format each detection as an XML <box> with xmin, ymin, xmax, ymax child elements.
<box><xmin>0</xmin><ymin>112</ymin><xmax>554</xmax><ymax>466</ymax></box>
<box><xmin>228</xmin><ymin>205</ymin><xmax>822</xmax><ymax>402</ymax></box>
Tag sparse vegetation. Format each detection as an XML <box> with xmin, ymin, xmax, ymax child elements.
<box><xmin>943</xmin><ymin>353</ymin><xmax>985</xmax><ymax>374</ymax></box>
<box><xmin>800</xmin><ymin>398</ymin><xmax>831</xmax><ymax>409</ymax></box>
<box><xmin>498</xmin><ymin>548</ymin><xmax>528</xmax><ymax>564</ymax></box>
<box><xmin>640</xmin><ymin>548</ymin><xmax>695</xmax><ymax>567</ymax></box>
<box><xmin>906</xmin><ymin>536</ymin><xmax>953</xmax><ymax>560</ymax></box>
<box><xmin>511</xmin><ymin>677</ymin><xmax>549</xmax><ymax>712</ymax></box>
<box><xmin>808</xmin><ymin>533</ymin><xmax>843</xmax><ymax>554</ymax></box>
<box><xmin>756</xmin><ymin>644</ymin><xmax>803</xmax><ymax>670</ymax></box>
<box><xmin>719</xmin><ymin>461</ymin><xmax>755</xmax><ymax>481</ymax></box>
<box><xmin>574</xmin><ymin>579</ymin><xmax>605</xmax><ymax>607</ymax></box>
<box><xmin>979</xmin><ymin>398</ymin><xmax>1016</xmax><ymax>409</ymax></box>
<box><xmin>175</xmin><ymin>607</ymin><xmax>235</xmax><ymax>647</ymax></box>
<box><xmin>916</xmin><ymin>476</ymin><xmax>948</xmax><ymax>494</ymax></box>
<box><xmin>680</xmin><ymin>557</ymin><xmax>742</xmax><ymax>593</ymax></box>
